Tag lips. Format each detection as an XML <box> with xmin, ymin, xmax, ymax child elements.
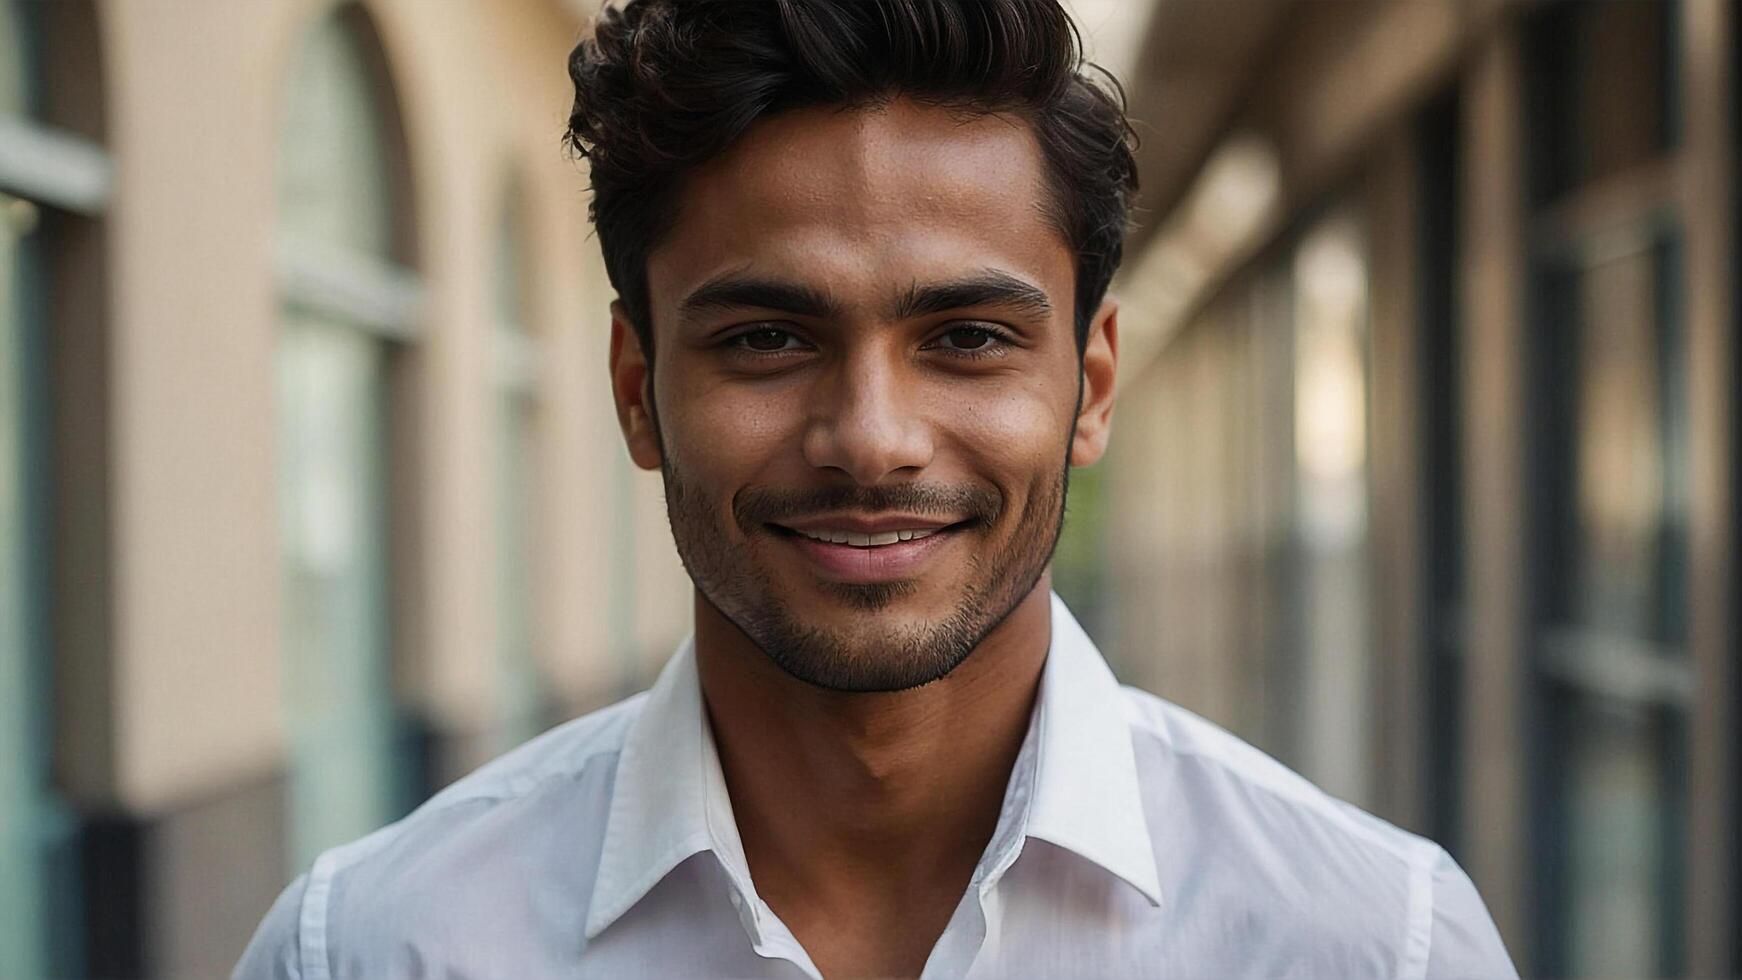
<box><xmin>768</xmin><ymin>519</ymin><xmax>967</xmax><ymax>584</ymax></box>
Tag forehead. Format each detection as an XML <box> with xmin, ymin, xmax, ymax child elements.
<box><xmin>647</xmin><ymin>99</ymin><xmax>1070</xmax><ymax>316</ymax></box>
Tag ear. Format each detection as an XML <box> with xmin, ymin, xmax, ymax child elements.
<box><xmin>1070</xmin><ymin>296</ymin><xmax>1119</xmax><ymax>467</ymax></box>
<box><xmin>608</xmin><ymin>301</ymin><xmax>664</xmax><ymax>470</ymax></box>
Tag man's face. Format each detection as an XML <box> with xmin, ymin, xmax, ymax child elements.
<box><xmin>612</xmin><ymin>99</ymin><xmax>1116</xmax><ymax>692</ymax></box>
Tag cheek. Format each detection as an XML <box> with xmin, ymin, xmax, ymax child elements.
<box><xmin>943</xmin><ymin>377</ymin><xmax>1075</xmax><ymax>475</ymax></box>
<box><xmin>658</xmin><ymin>369</ymin><xmax>801</xmax><ymax>479</ymax></box>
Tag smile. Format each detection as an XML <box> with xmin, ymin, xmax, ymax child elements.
<box><xmin>792</xmin><ymin>528</ymin><xmax>939</xmax><ymax>547</ymax></box>
<box><xmin>767</xmin><ymin>518</ymin><xmax>970</xmax><ymax>584</ymax></box>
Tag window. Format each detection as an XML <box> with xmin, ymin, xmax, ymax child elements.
<box><xmin>277</xmin><ymin>4</ymin><xmax>423</xmax><ymax>873</ymax></box>
<box><xmin>0</xmin><ymin>14</ymin><xmax>51</xmax><ymax>965</ymax></box>
<box><xmin>1109</xmin><ymin>202</ymin><xmax>1372</xmax><ymax>796</ymax></box>
<box><xmin>0</xmin><ymin>2</ymin><xmax>107</xmax><ymax>976</ymax></box>
<box><xmin>1289</xmin><ymin>208</ymin><xmax>1375</xmax><ymax>809</ymax></box>
<box><xmin>1532</xmin><ymin>231</ymin><xmax>1689</xmax><ymax>978</ymax></box>
<box><xmin>491</xmin><ymin>181</ymin><xmax>547</xmax><ymax>749</ymax></box>
<box><xmin>1526</xmin><ymin>4</ymin><xmax>1688</xmax><ymax>975</ymax></box>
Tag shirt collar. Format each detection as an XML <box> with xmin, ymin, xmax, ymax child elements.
<box><xmin>586</xmin><ymin>638</ymin><xmax>755</xmax><ymax>940</ymax></box>
<box><xmin>1020</xmin><ymin>591</ymin><xmax>1163</xmax><ymax>907</ymax></box>
<box><xmin>585</xmin><ymin>591</ymin><xmax>1161</xmax><ymax>940</ymax></box>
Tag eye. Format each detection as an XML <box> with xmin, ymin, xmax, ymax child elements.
<box><xmin>730</xmin><ymin>327</ymin><xmax>806</xmax><ymax>353</ymax></box>
<box><xmin>941</xmin><ymin>327</ymin><xmax>993</xmax><ymax>350</ymax></box>
<box><xmin>926</xmin><ymin>323</ymin><xmax>1016</xmax><ymax>358</ymax></box>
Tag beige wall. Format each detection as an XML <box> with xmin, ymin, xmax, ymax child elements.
<box><xmin>102</xmin><ymin>0</ymin><xmax>287</xmax><ymax>812</ymax></box>
<box><xmin>92</xmin><ymin>0</ymin><xmax>687</xmax><ymax>815</ymax></box>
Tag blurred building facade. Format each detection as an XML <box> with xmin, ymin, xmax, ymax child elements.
<box><xmin>0</xmin><ymin>0</ymin><xmax>694</xmax><ymax>975</ymax></box>
<box><xmin>3</xmin><ymin>0</ymin><xmax>1740</xmax><ymax>978</ymax></box>
<box><xmin>1070</xmin><ymin>0</ymin><xmax>1740</xmax><ymax>977</ymax></box>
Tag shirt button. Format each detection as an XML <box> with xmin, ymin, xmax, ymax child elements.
<box><xmin>729</xmin><ymin>891</ymin><xmax>743</xmax><ymax>908</ymax></box>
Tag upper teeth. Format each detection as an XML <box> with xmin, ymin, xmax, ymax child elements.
<box><xmin>797</xmin><ymin>528</ymin><xmax>938</xmax><ymax>547</ymax></box>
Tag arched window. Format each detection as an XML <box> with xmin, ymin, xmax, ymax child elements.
<box><xmin>276</xmin><ymin>3</ymin><xmax>422</xmax><ymax>873</ymax></box>
<box><xmin>0</xmin><ymin>2</ymin><xmax>109</xmax><ymax>976</ymax></box>
<box><xmin>490</xmin><ymin>179</ymin><xmax>546</xmax><ymax>748</ymax></box>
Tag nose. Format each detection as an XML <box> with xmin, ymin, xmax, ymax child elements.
<box><xmin>802</xmin><ymin>350</ymin><xmax>934</xmax><ymax>485</ymax></box>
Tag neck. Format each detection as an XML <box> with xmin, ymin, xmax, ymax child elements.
<box><xmin>694</xmin><ymin>581</ymin><xmax>1053</xmax><ymax>905</ymax></box>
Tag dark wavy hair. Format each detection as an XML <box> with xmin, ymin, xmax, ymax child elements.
<box><xmin>564</xmin><ymin>0</ymin><xmax>1138</xmax><ymax>355</ymax></box>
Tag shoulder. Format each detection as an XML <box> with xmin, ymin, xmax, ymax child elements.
<box><xmin>1117</xmin><ymin>687</ymin><xmax>1515</xmax><ymax>979</ymax></box>
<box><xmin>233</xmin><ymin>694</ymin><xmax>647</xmax><ymax>980</ymax></box>
<box><xmin>1119</xmin><ymin>685</ymin><xmax>1426</xmax><ymax>861</ymax></box>
<box><xmin>417</xmin><ymin>689</ymin><xmax>646</xmax><ymax>813</ymax></box>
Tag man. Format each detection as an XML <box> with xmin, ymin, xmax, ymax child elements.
<box><xmin>237</xmin><ymin>1</ymin><xmax>1516</xmax><ymax>977</ymax></box>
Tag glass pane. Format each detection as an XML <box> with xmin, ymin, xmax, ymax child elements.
<box><xmin>1290</xmin><ymin>210</ymin><xmax>1373</xmax><ymax>808</ymax></box>
<box><xmin>492</xmin><ymin>190</ymin><xmax>543</xmax><ymax>747</ymax></box>
<box><xmin>1534</xmin><ymin>229</ymin><xmax>1687</xmax><ymax>977</ymax></box>
<box><xmin>1</xmin><ymin>8</ymin><xmax>54</xmax><ymax>974</ymax></box>
<box><xmin>0</xmin><ymin>1</ymin><xmax>28</xmax><ymax>116</ymax></box>
<box><xmin>1569</xmin><ymin>240</ymin><xmax>1683</xmax><ymax>644</ymax></box>
<box><xmin>1558</xmin><ymin>696</ymin><xmax>1683</xmax><ymax>977</ymax></box>
<box><xmin>278</xmin><ymin>8</ymin><xmax>410</xmax><ymax>872</ymax></box>
<box><xmin>278</xmin><ymin>11</ymin><xmax>393</xmax><ymax>256</ymax></box>
<box><xmin>494</xmin><ymin>389</ymin><xmax>541</xmax><ymax>747</ymax></box>
<box><xmin>0</xmin><ymin>176</ymin><xmax>48</xmax><ymax>980</ymax></box>
<box><xmin>493</xmin><ymin>194</ymin><xmax>529</xmax><ymax>332</ymax></box>
<box><xmin>279</xmin><ymin>314</ymin><xmax>397</xmax><ymax>870</ymax></box>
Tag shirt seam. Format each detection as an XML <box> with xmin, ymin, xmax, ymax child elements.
<box><xmin>401</xmin><ymin>744</ymin><xmax>630</xmax><ymax>842</ymax></box>
<box><xmin>423</xmin><ymin>721</ymin><xmax>634</xmax><ymax>811</ymax></box>
<box><xmin>1401</xmin><ymin>839</ymin><xmax>1438</xmax><ymax>979</ymax></box>
<box><xmin>300</xmin><ymin>851</ymin><xmax>335</xmax><ymax>980</ymax></box>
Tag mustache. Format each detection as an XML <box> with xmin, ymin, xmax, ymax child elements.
<box><xmin>734</xmin><ymin>482</ymin><xmax>1002</xmax><ymax>530</ymax></box>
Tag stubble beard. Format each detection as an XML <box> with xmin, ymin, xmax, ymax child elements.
<box><xmin>658</xmin><ymin>453</ymin><xmax>1071</xmax><ymax>694</ymax></box>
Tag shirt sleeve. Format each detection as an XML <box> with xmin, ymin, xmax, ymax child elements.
<box><xmin>232</xmin><ymin>872</ymin><xmax>309</xmax><ymax>980</ymax></box>
<box><xmin>1423</xmin><ymin>848</ymin><xmax>1519</xmax><ymax>980</ymax></box>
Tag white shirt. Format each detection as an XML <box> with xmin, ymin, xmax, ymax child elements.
<box><xmin>235</xmin><ymin>593</ymin><xmax>1517</xmax><ymax>979</ymax></box>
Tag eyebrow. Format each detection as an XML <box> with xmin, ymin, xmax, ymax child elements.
<box><xmin>676</xmin><ymin>267</ymin><xmax>1055</xmax><ymax>324</ymax></box>
<box><xmin>679</xmin><ymin>273</ymin><xmax>839</xmax><ymax>321</ymax></box>
<box><xmin>892</xmin><ymin>269</ymin><xmax>1054</xmax><ymax>320</ymax></box>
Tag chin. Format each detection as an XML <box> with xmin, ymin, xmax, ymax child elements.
<box><xmin>811</xmin><ymin>578</ymin><xmax>923</xmax><ymax>612</ymax></box>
